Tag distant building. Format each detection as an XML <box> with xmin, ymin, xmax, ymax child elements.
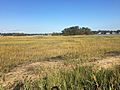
<box><xmin>117</xmin><ymin>30</ymin><xmax>120</xmax><ymax>34</ymax></box>
<box><xmin>106</xmin><ymin>32</ymin><xmax>110</xmax><ymax>35</ymax></box>
<box><xmin>98</xmin><ymin>32</ymin><xmax>102</xmax><ymax>35</ymax></box>
<box><xmin>111</xmin><ymin>31</ymin><xmax>116</xmax><ymax>34</ymax></box>
<box><xmin>96</xmin><ymin>30</ymin><xmax>120</xmax><ymax>35</ymax></box>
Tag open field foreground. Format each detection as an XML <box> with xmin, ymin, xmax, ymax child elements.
<box><xmin>0</xmin><ymin>35</ymin><xmax>120</xmax><ymax>90</ymax></box>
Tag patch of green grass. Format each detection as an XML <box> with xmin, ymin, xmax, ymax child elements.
<box><xmin>20</xmin><ymin>65</ymin><xmax>120</xmax><ymax>90</ymax></box>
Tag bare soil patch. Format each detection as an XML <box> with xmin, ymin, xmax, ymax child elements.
<box><xmin>0</xmin><ymin>61</ymin><xmax>63</xmax><ymax>88</ymax></box>
<box><xmin>83</xmin><ymin>56</ymin><xmax>120</xmax><ymax>70</ymax></box>
<box><xmin>104</xmin><ymin>51</ymin><xmax>120</xmax><ymax>57</ymax></box>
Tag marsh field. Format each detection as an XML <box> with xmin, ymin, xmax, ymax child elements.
<box><xmin>0</xmin><ymin>35</ymin><xmax>120</xmax><ymax>90</ymax></box>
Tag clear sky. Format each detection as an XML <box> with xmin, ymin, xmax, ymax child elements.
<box><xmin>0</xmin><ymin>0</ymin><xmax>120</xmax><ymax>33</ymax></box>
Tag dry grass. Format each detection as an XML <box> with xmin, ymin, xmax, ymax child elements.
<box><xmin>0</xmin><ymin>35</ymin><xmax>120</xmax><ymax>72</ymax></box>
<box><xmin>0</xmin><ymin>35</ymin><xmax>120</xmax><ymax>89</ymax></box>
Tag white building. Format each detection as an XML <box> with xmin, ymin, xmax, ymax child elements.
<box><xmin>106</xmin><ymin>32</ymin><xmax>110</xmax><ymax>35</ymax></box>
<box><xmin>98</xmin><ymin>32</ymin><xmax>102</xmax><ymax>35</ymax></box>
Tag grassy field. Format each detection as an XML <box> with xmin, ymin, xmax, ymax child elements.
<box><xmin>0</xmin><ymin>35</ymin><xmax>120</xmax><ymax>89</ymax></box>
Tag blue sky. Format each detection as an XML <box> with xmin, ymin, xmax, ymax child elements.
<box><xmin>0</xmin><ymin>0</ymin><xmax>120</xmax><ymax>33</ymax></box>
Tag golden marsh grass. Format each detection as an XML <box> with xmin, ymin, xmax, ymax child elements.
<box><xmin>0</xmin><ymin>35</ymin><xmax>120</xmax><ymax>73</ymax></box>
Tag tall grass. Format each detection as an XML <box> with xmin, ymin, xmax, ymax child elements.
<box><xmin>17</xmin><ymin>65</ymin><xmax>120</xmax><ymax>90</ymax></box>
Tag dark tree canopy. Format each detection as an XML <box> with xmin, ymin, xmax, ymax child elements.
<box><xmin>62</xmin><ymin>26</ymin><xmax>92</xmax><ymax>35</ymax></box>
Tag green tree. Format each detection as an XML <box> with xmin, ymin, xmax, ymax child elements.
<box><xmin>62</xmin><ymin>26</ymin><xmax>92</xmax><ymax>35</ymax></box>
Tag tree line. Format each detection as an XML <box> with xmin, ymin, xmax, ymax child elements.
<box><xmin>0</xmin><ymin>33</ymin><xmax>50</xmax><ymax>36</ymax></box>
<box><xmin>61</xmin><ymin>26</ymin><xmax>92</xmax><ymax>35</ymax></box>
<box><xmin>0</xmin><ymin>26</ymin><xmax>120</xmax><ymax>36</ymax></box>
<box><xmin>53</xmin><ymin>26</ymin><xmax>120</xmax><ymax>35</ymax></box>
